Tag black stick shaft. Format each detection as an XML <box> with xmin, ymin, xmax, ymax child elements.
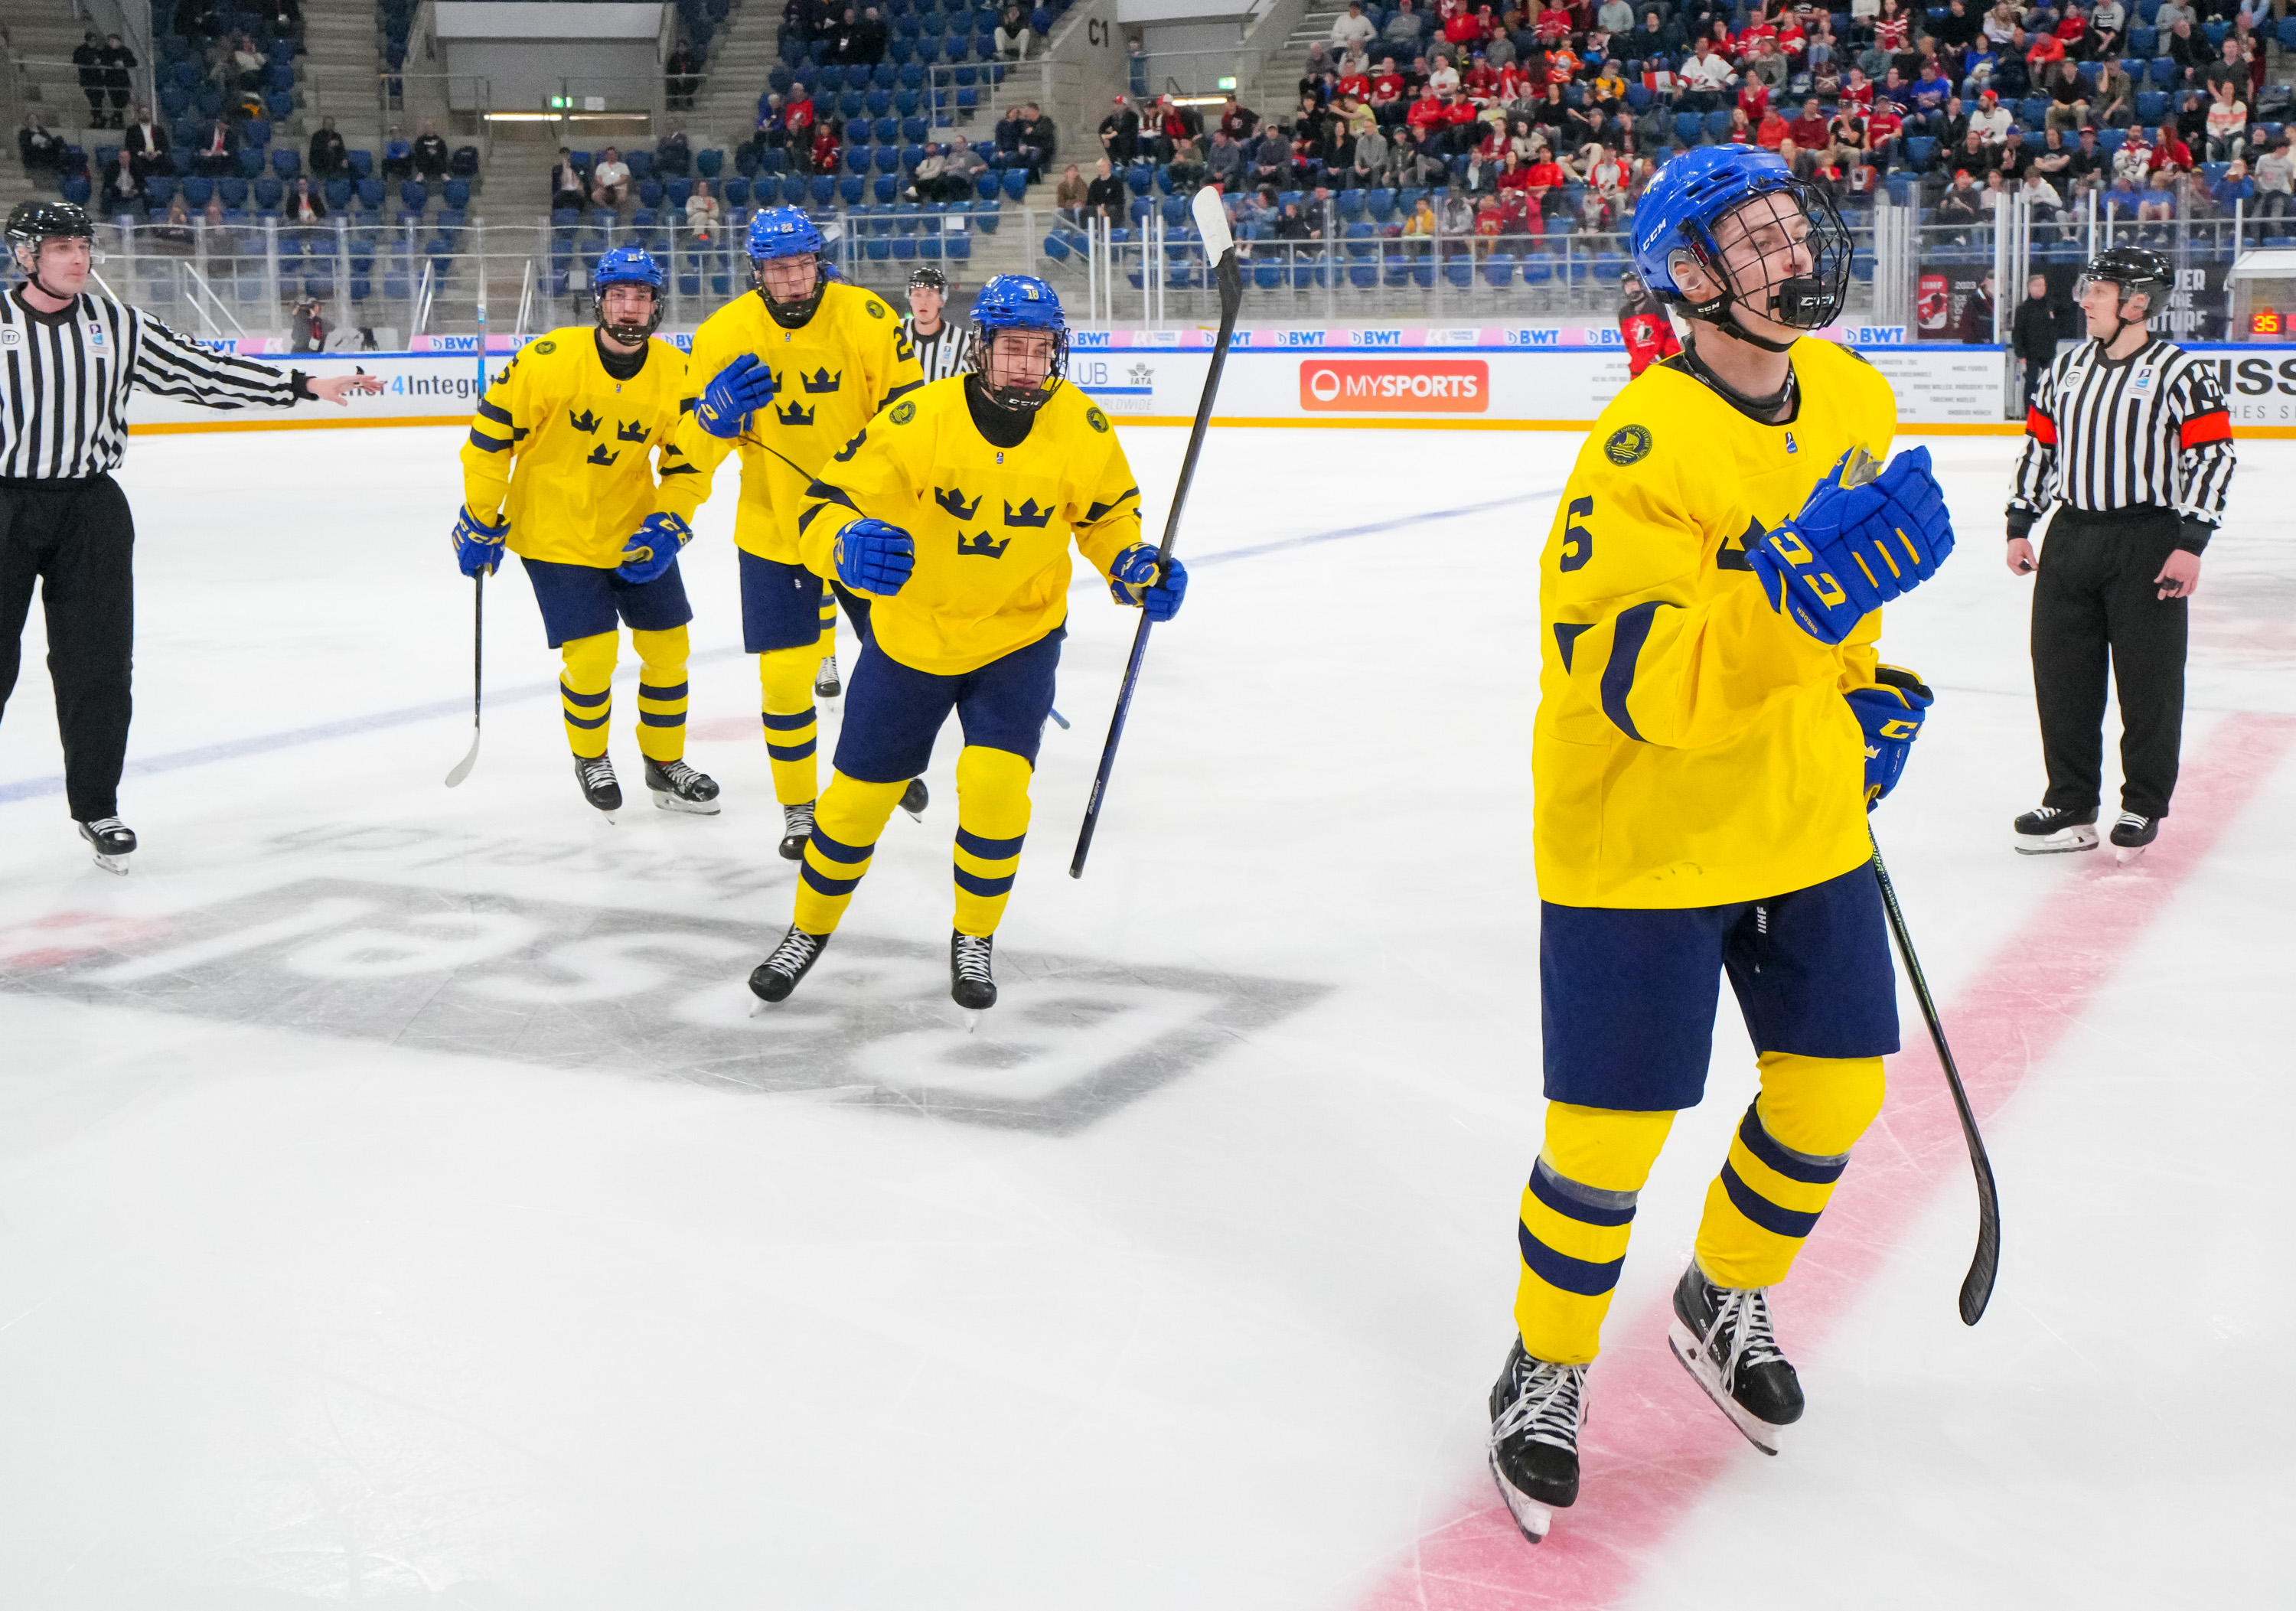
<box><xmin>1069</xmin><ymin>246</ymin><xmax>1244</xmax><ymax>879</ymax></box>
<box><xmin>1870</xmin><ymin>833</ymin><xmax>2001</xmax><ymax>1326</ymax></box>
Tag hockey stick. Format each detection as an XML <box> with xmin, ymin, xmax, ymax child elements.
<box><xmin>445</xmin><ymin>295</ymin><xmax>489</xmax><ymax>788</ymax></box>
<box><xmin>1870</xmin><ymin>831</ymin><xmax>2000</xmax><ymax>1325</ymax></box>
<box><xmin>1069</xmin><ymin>184</ymin><xmax>1242</xmax><ymax>879</ymax></box>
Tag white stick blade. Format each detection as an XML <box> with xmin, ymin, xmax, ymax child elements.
<box><xmin>444</xmin><ymin>734</ymin><xmax>481</xmax><ymax>788</ymax></box>
<box><xmin>1192</xmin><ymin>186</ymin><xmax>1234</xmax><ymax>262</ymax></box>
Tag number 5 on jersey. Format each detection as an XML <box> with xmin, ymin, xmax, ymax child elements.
<box><xmin>1559</xmin><ymin>496</ymin><xmax>1594</xmax><ymax>572</ymax></box>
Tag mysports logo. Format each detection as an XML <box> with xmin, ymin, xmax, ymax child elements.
<box><xmin>1299</xmin><ymin>359</ymin><xmax>1489</xmax><ymax>413</ymax></box>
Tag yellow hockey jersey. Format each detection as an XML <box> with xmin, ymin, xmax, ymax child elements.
<box><xmin>656</xmin><ymin>281</ymin><xmax>925</xmax><ymax>563</ymax></box>
<box><xmin>1535</xmin><ymin>338</ymin><xmax>1899</xmax><ymax>909</ymax></box>
<box><xmin>796</xmin><ymin>377</ymin><xmax>1143</xmax><ymax>676</ymax></box>
<box><xmin>459</xmin><ymin>326</ymin><xmax>691</xmax><ymax>569</ymax></box>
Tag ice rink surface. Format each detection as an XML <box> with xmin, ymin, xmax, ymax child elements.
<box><xmin>0</xmin><ymin>416</ymin><xmax>2291</xmax><ymax>1609</ymax></box>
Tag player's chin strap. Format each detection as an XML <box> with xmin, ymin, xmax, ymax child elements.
<box><xmin>1679</xmin><ymin>331</ymin><xmax>1798</xmax><ymax>420</ymax></box>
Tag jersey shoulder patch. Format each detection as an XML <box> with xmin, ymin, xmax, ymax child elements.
<box><xmin>1601</xmin><ymin>422</ymin><xmax>1652</xmax><ymax>465</ymax></box>
<box><xmin>889</xmin><ymin>398</ymin><xmax>917</xmax><ymax>425</ymax></box>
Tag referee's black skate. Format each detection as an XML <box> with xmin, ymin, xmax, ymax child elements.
<box><xmin>951</xmin><ymin>931</ymin><xmax>996</xmax><ymax>1009</ymax></box>
<box><xmin>900</xmin><ymin>777</ymin><xmax>930</xmax><ymax>821</ymax></box>
<box><xmin>1667</xmin><ymin>1261</ymin><xmax>1802</xmax><ymax>1453</ymax></box>
<box><xmin>815</xmin><ymin>654</ymin><xmax>841</xmax><ymax>698</ymax></box>
<box><xmin>573</xmin><ymin>755</ymin><xmax>622</xmax><ymax>814</ymax></box>
<box><xmin>2110</xmin><ymin>810</ymin><xmax>2159</xmax><ymax>861</ymax></box>
<box><xmin>779</xmin><ymin>801</ymin><xmax>815</xmax><ymax>861</ymax></box>
<box><xmin>749</xmin><ymin>925</ymin><xmax>829</xmax><ymax>1003</ymax></box>
<box><xmin>644</xmin><ymin>757</ymin><xmax>720</xmax><ymax>814</ymax></box>
<box><xmin>2012</xmin><ymin>804</ymin><xmax>2099</xmax><ymax>854</ymax></box>
<box><xmin>77</xmin><ymin>817</ymin><xmax>137</xmax><ymax>875</ymax></box>
<box><xmin>1486</xmin><ymin>1337</ymin><xmax>1585</xmax><ymax>1544</ymax></box>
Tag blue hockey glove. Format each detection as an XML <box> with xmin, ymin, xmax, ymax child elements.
<box><xmin>833</xmin><ymin>518</ymin><xmax>915</xmax><ymax>595</ymax></box>
<box><xmin>1748</xmin><ymin>447</ymin><xmax>1957</xmax><ymax>644</ymax></box>
<box><xmin>1107</xmin><ymin>544</ymin><xmax>1189</xmax><ymax>622</ymax></box>
<box><xmin>616</xmin><ymin>512</ymin><xmax>692</xmax><ymax>584</ymax></box>
<box><xmin>1846</xmin><ymin>664</ymin><xmax>1933</xmax><ymax>808</ymax></box>
<box><xmin>452</xmin><ymin>504</ymin><xmax>509</xmax><ymax>577</ymax></box>
<box><xmin>696</xmin><ymin>353</ymin><xmax>778</xmax><ymax>438</ymax></box>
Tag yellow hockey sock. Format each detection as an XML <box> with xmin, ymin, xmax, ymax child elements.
<box><xmin>951</xmin><ymin>745</ymin><xmax>1032</xmax><ymax>938</ymax></box>
<box><xmin>1513</xmin><ymin>1102</ymin><xmax>1676</xmax><ymax>1365</ymax></box>
<box><xmin>817</xmin><ymin>592</ymin><xmax>838</xmax><ymax>660</ymax></box>
<box><xmin>631</xmin><ymin>625</ymin><xmax>690</xmax><ymax>765</ymax></box>
<box><xmin>559</xmin><ymin>631</ymin><xmax>618</xmax><ymax>760</ymax></box>
<box><xmin>791</xmin><ymin>770</ymin><xmax>908</xmax><ymax>935</ymax></box>
<box><xmin>758</xmin><ymin>644</ymin><xmax>820</xmax><ymax>806</ymax></box>
<box><xmin>1693</xmin><ymin>1052</ymin><xmax>1887</xmax><ymax>1290</ymax></box>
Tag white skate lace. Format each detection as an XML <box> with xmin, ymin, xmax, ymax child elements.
<box><xmin>2115</xmin><ymin>811</ymin><xmax>2151</xmax><ymax>832</ymax></box>
<box><xmin>817</xmin><ymin>654</ymin><xmax>839</xmax><ymax>683</ymax></box>
<box><xmin>84</xmin><ymin>817</ymin><xmax>129</xmax><ymax>836</ymax></box>
<box><xmin>1701</xmin><ymin>1285</ymin><xmax>1789</xmax><ymax>1381</ymax></box>
<box><xmin>577</xmin><ymin>758</ymin><xmax>616</xmax><ymax>789</ymax></box>
<box><xmin>953</xmin><ymin>934</ymin><xmax>994</xmax><ymax>984</ymax></box>
<box><xmin>1491</xmin><ymin>1355</ymin><xmax>1585</xmax><ymax>1453</ymax></box>
<box><xmin>654</xmin><ymin>759</ymin><xmax>701</xmax><ymax>787</ymax></box>
<box><xmin>784</xmin><ymin>802</ymin><xmax>816</xmax><ymax>835</ymax></box>
<box><xmin>765</xmin><ymin>928</ymin><xmax>820</xmax><ymax>973</ymax></box>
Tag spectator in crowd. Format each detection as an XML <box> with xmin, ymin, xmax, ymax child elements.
<box><xmin>289</xmin><ymin>295</ymin><xmax>328</xmax><ymax>354</ymax></box>
<box><xmin>591</xmin><ymin>146</ymin><xmax>631</xmax><ymax>210</ymax></box>
<box><xmin>1251</xmin><ymin>121</ymin><xmax>1293</xmax><ymax>186</ymax></box>
<box><xmin>550</xmin><ymin>149</ymin><xmax>585</xmax><ymax>211</ymax></box>
<box><xmin>784</xmin><ymin>84</ymin><xmax>817</xmax><ymax>171</ymax></box>
<box><xmin>18</xmin><ymin>113</ymin><xmax>63</xmax><ymax>174</ymax></box>
<box><xmin>381</xmin><ymin>126</ymin><xmax>412</xmax><ymax>180</ymax></box>
<box><xmin>1333</xmin><ymin>1</ymin><xmax>1378</xmax><ymax>55</ymax></box>
<box><xmin>2020</xmin><ymin>165</ymin><xmax>2066</xmax><ymax>235</ymax></box>
<box><xmin>1960</xmin><ymin>268</ymin><xmax>1997</xmax><ymax>341</ymax></box>
<box><xmin>809</xmin><ymin>116</ymin><xmax>840</xmax><ymax>177</ymax></box>
<box><xmin>2204</xmin><ymin>156</ymin><xmax>2255</xmax><ymax>219</ymax></box>
<box><xmin>285</xmin><ymin>173</ymin><xmax>327</xmax><ymax>227</ymax></box>
<box><xmin>1938</xmin><ymin>167</ymin><xmax>1984</xmax><ymax>228</ymax></box>
<box><xmin>194</xmin><ymin>116</ymin><xmax>240</xmax><ymax>178</ymax></box>
<box><xmin>412</xmin><ymin>120</ymin><xmax>450</xmax><ymax>182</ymax></box>
<box><xmin>2256</xmin><ymin>133</ymin><xmax>2295</xmax><ymax>228</ymax></box>
<box><xmin>1019</xmin><ymin>103</ymin><xmax>1058</xmax><ymax>167</ymax></box>
<box><xmin>942</xmin><ymin>138</ymin><xmax>987</xmax><ymax>197</ymax></box>
<box><xmin>2164</xmin><ymin>17</ymin><xmax>2213</xmax><ymax>87</ymax></box>
<box><xmin>907</xmin><ymin>142</ymin><xmax>950</xmax><ymax>201</ymax></box>
<box><xmin>272</xmin><ymin>0</ymin><xmax>305</xmax><ymax>47</ymax></box>
<box><xmin>657</xmin><ymin>121</ymin><xmax>691</xmax><ymax>177</ymax></box>
<box><xmin>1128</xmin><ymin>37</ymin><xmax>1148</xmax><ymax>98</ymax></box>
<box><xmin>2152</xmin><ymin>119</ymin><xmax>2195</xmax><ymax>173</ymax></box>
<box><xmin>2095</xmin><ymin>58</ymin><xmax>2136</xmax><ymax>130</ymax></box>
<box><xmin>1100</xmin><ymin>97</ymin><xmax>1141</xmax><ymax>163</ymax></box>
<box><xmin>665</xmin><ymin>43</ymin><xmax>700</xmax><ymax>111</ymax></box>
<box><xmin>126</xmin><ymin>106</ymin><xmax>171</xmax><ymax>181</ymax></box>
<box><xmin>2090</xmin><ymin>0</ymin><xmax>2126</xmax><ymax>60</ymax></box>
<box><xmin>308</xmin><ymin>115</ymin><xmax>348</xmax><ymax>181</ymax></box>
<box><xmin>996</xmin><ymin>5</ymin><xmax>1034</xmax><ymax>60</ymax></box>
<box><xmin>2064</xmin><ymin>125</ymin><xmax>2109</xmax><ymax>199</ymax></box>
<box><xmin>1207</xmin><ymin>128</ymin><xmax>1245</xmax><ymax>188</ymax></box>
<box><xmin>2043</xmin><ymin>61</ymin><xmax>2088</xmax><ymax>134</ymax></box>
<box><xmin>995</xmin><ymin>105</ymin><xmax>1048</xmax><ymax>181</ymax></box>
<box><xmin>2206</xmin><ymin>78</ymin><xmax>2249</xmax><ymax>161</ymax></box>
<box><xmin>1969</xmin><ymin>88</ymin><xmax>2011</xmax><ymax>143</ymax></box>
<box><xmin>155</xmin><ymin>191</ymin><xmax>195</xmax><ymax>246</ymax></box>
<box><xmin>854</xmin><ymin>5</ymin><xmax>889</xmax><ymax>64</ymax></box>
<box><xmin>74</xmin><ymin>31</ymin><xmax>109</xmax><ymax>127</ymax></box>
<box><xmin>101</xmin><ymin>34</ymin><xmax>139</xmax><ymax>126</ymax></box>
<box><xmin>1352</xmin><ymin>119</ymin><xmax>1391</xmax><ymax>184</ymax></box>
<box><xmin>2138</xmin><ymin>168</ymin><xmax>2180</xmax><ymax>235</ymax></box>
<box><xmin>2011</xmin><ymin>272</ymin><xmax>2062</xmax><ymax>409</ymax></box>
<box><xmin>230</xmin><ymin>32</ymin><xmax>269</xmax><ymax>93</ymax></box>
<box><xmin>686</xmin><ymin>177</ymin><xmax>722</xmax><ymax>237</ymax></box>
<box><xmin>1386</xmin><ymin>0</ymin><xmax>1426</xmax><ymax>50</ymax></box>
<box><xmin>1169</xmin><ymin>136</ymin><xmax>1206</xmax><ymax>191</ymax></box>
<box><xmin>99</xmin><ymin>149</ymin><xmax>142</xmax><ymax>217</ymax></box>
<box><xmin>1082</xmin><ymin>155</ymin><xmax>1124</xmax><ymax>223</ymax></box>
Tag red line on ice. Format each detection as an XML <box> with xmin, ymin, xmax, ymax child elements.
<box><xmin>1358</xmin><ymin>712</ymin><xmax>2296</xmax><ymax>1611</ymax></box>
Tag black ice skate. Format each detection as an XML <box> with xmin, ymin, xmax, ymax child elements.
<box><xmin>815</xmin><ymin>654</ymin><xmax>841</xmax><ymax>698</ymax></box>
<box><xmin>2109</xmin><ymin>810</ymin><xmax>2158</xmax><ymax>861</ymax></box>
<box><xmin>644</xmin><ymin>757</ymin><xmax>721</xmax><ymax>815</ymax></box>
<box><xmin>574</xmin><ymin>755</ymin><xmax>622</xmax><ymax>814</ymax></box>
<box><xmin>1667</xmin><ymin>1261</ymin><xmax>1802</xmax><ymax>1454</ymax></box>
<box><xmin>77</xmin><ymin>817</ymin><xmax>137</xmax><ymax>876</ymax></box>
<box><xmin>1486</xmin><ymin>1337</ymin><xmax>1586</xmax><ymax>1544</ymax></box>
<box><xmin>778</xmin><ymin>801</ymin><xmax>815</xmax><ymax>861</ymax></box>
<box><xmin>2012</xmin><ymin>804</ymin><xmax>2099</xmax><ymax>854</ymax></box>
<box><xmin>900</xmin><ymin>777</ymin><xmax>929</xmax><ymax>822</ymax></box>
<box><xmin>951</xmin><ymin>931</ymin><xmax>996</xmax><ymax>1009</ymax></box>
<box><xmin>749</xmin><ymin>925</ymin><xmax>830</xmax><ymax>1003</ymax></box>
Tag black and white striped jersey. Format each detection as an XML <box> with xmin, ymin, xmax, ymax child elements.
<box><xmin>2007</xmin><ymin>337</ymin><xmax>2236</xmax><ymax>536</ymax></box>
<box><xmin>0</xmin><ymin>287</ymin><xmax>304</xmax><ymax>480</ymax></box>
<box><xmin>901</xmin><ymin>317</ymin><xmax>969</xmax><ymax>385</ymax></box>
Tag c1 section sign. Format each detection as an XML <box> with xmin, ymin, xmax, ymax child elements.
<box><xmin>1298</xmin><ymin>358</ymin><xmax>1490</xmax><ymax>413</ymax></box>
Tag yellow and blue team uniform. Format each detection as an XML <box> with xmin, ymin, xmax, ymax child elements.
<box><xmin>1519</xmin><ymin>335</ymin><xmax>1910</xmax><ymax>1368</ymax></box>
<box><xmin>788</xmin><ymin>376</ymin><xmax>1142</xmax><ymax>942</ymax></box>
<box><xmin>654</xmin><ymin>280</ymin><xmax>924</xmax><ymax>806</ymax></box>
<box><xmin>459</xmin><ymin>325</ymin><xmax>696</xmax><ymax>764</ymax></box>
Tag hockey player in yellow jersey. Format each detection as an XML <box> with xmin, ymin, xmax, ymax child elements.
<box><xmin>1486</xmin><ymin>147</ymin><xmax>1958</xmax><ymax>1544</ymax></box>
<box><xmin>454</xmin><ymin>246</ymin><xmax>719</xmax><ymax>815</ymax></box>
<box><xmin>745</xmin><ymin>275</ymin><xmax>1185</xmax><ymax>1013</ymax></box>
<box><xmin>642</xmin><ymin>207</ymin><xmax>926</xmax><ymax>859</ymax></box>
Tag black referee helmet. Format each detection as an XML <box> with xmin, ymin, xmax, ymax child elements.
<box><xmin>907</xmin><ymin>266</ymin><xmax>948</xmax><ymax>292</ymax></box>
<box><xmin>2078</xmin><ymin>245</ymin><xmax>2173</xmax><ymax>331</ymax></box>
<box><xmin>7</xmin><ymin>201</ymin><xmax>99</xmax><ymax>296</ymax></box>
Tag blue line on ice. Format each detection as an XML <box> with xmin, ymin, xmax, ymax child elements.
<box><xmin>0</xmin><ymin>489</ymin><xmax>1561</xmax><ymax>806</ymax></box>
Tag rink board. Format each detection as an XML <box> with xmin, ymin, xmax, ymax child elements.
<box><xmin>123</xmin><ymin>338</ymin><xmax>2296</xmax><ymax>435</ymax></box>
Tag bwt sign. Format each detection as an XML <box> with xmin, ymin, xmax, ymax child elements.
<box><xmin>1298</xmin><ymin>359</ymin><xmax>1490</xmax><ymax>413</ymax></box>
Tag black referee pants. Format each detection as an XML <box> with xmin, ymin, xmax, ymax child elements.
<box><xmin>2030</xmin><ymin>506</ymin><xmax>2187</xmax><ymax>821</ymax></box>
<box><xmin>0</xmin><ymin>476</ymin><xmax>137</xmax><ymax>822</ymax></box>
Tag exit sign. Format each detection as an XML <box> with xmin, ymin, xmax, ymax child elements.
<box><xmin>1218</xmin><ymin>76</ymin><xmax>1237</xmax><ymax>89</ymax></box>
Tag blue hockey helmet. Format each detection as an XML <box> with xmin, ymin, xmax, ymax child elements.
<box><xmin>745</xmin><ymin>205</ymin><xmax>830</xmax><ymax>326</ymax></box>
<box><xmin>591</xmin><ymin>243</ymin><xmax>664</xmax><ymax>340</ymax></box>
<box><xmin>967</xmin><ymin>275</ymin><xmax>1068</xmax><ymax>412</ymax></box>
<box><xmin>1629</xmin><ymin>146</ymin><xmax>1851</xmax><ymax>347</ymax></box>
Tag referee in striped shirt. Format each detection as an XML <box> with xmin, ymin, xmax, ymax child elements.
<box><xmin>899</xmin><ymin>266</ymin><xmax>968</xmax><ymax>384</ymax></box>
<box><xmin>2</xmin><ymin>201</ymin><xmax>381</xmax><ymax>871</ymax></box>
<box><xmin>2004</xmin><ymin>245</ymin><xmax>2236</xmax><ymax>859</ymax></box>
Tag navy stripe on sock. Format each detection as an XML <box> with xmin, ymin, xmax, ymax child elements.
<box><xmin>1516</xmin><ymin>1221</ymin><xmax>1626</xmax><ymax>1298</ymax></box>
<box><xmin>638</xmin><ymin>681</ymin><xmax>689</xmax><ymax>701</ymax></box>
<box><xmin>563</xmin><ymin>709</ymin><xmax>609</xmax><ymax>731</ymax></box>
<box><xmin>1719</xmin><ymin>1160</ymin><xmax>1823</xmax><ymax>1240</ymax></box>
<box><xmin>952</xmin><ymin>866</ymin><xmax>1016</xmax><ymax>898</ymax></box>
<box><xmin>1737</xmin><ymin>1104</ymin><xmax>1850</xmax><ymax>1186</ymax></box>
<box><xmin>954</xmin><ymin>826</ymin><xmax>1026</xmax><ymax>860</ymax></box>
<box><xmin>761</xmin><ymin>708</ymin><xmax>817</xmax><ymax>732</ymax></box>
<box><xmin>807</xmin><ymin>827</ymin><xmax>875</xmax><ymax>866</ymax></box>
<box><xmin>800</xmin><ymin>861</ymin><xmax>863</xmax><ymax>897</ymax></box>
<box><xmin>560</xmin><ymin>683</ymin><xmax>612</xmax><ymax>708</ymax></box>
<box><xmin>638</xmin><ymin>710</ymin><xmax>685</xmax><ymax>727</ymax></box>
<box><xmin>1527</xmin><ymin>1159</ymin><xmax>1638</xmax><ymax>1228</ymax></box>
<box><xmin>766</xmin><ymin>739</ymin><xmax>818</xmax><ymax>762</ymax></box>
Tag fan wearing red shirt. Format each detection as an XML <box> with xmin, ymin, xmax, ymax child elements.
<box><xmin>1409</xmin><ymin>93</ymin><xmax>1450</xmax><ymax>135</ymax></box>
<box><xmin>2151</xmin><ymin>129</ymin><xmax>2193</xmax><ymax>171</ymax></box>
<box><xmin>1372</xmin><ymin>64</ymin><xmax>1407</xmax><ymax>115</ymax></box>
<box><xmin>1446</xmin><ymin>8</ymin><xmax>1487</xmax><ymax>47</ymax></box>
<box><xmin>2027</xmin><ymin>30</ymin><xmax>2066</xmax><ymax>71</ymax></box>
<box><xmin>1738</xmin><ymin>79</ymin><xmax>1770</xmax><ymax>121</ymax></box>
<box><xmin>1737</xmin><ymin>16</ymin><xmax>1777</xmax><ymax>62</ymax></box>
<box><xmin>1787</xmin><ymin>99</ymin><xmax>1831</xmax><ymax>149</ymax></box>
<box><xmin>1756</xmin><ymin>108</ymin><xmax>1789</xmax><ymax>148</ymax></box>
<box><xmin>1776</xmin><ymin>18</ymin><xmax>1805</xmax><ymax>57</ymax></box>
<box><xmin>1876</xmin><ymin>9</ymin><xmax>1909</xmax><ymax>51</ymax></box>
<box><xmin>1866</xmin><ymin>106</ymin><xmax>1903</xmax><ymax>146</ymax></box>
<box><xmin>1339</xmin><ymin>70</ymin><xmax>1373</xmax><ymax>99</ymax></box>
<box><xmin>1523</xmin><ymin>152</ymin><xmax>1566</xmax><ymax>214</ymax></box>
<box><xmin>1534</xmin><ymin>5</ymin><xmax>1573</xmax><ymax>44</ymax></box>
<box><xmin>1839</xmin><ymin>70</ymin><xmax>1874</xmax><ymax>114</ymax></box>
<box><xmin>1496</xmin><ymin>61</ymin><xmax>1531</xmax><ymax>100</ymax></box>
<box><xmin>1463</xmin><ymin>60</ymin><xmax>1499</xmax><ymax>102</ymax></box>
